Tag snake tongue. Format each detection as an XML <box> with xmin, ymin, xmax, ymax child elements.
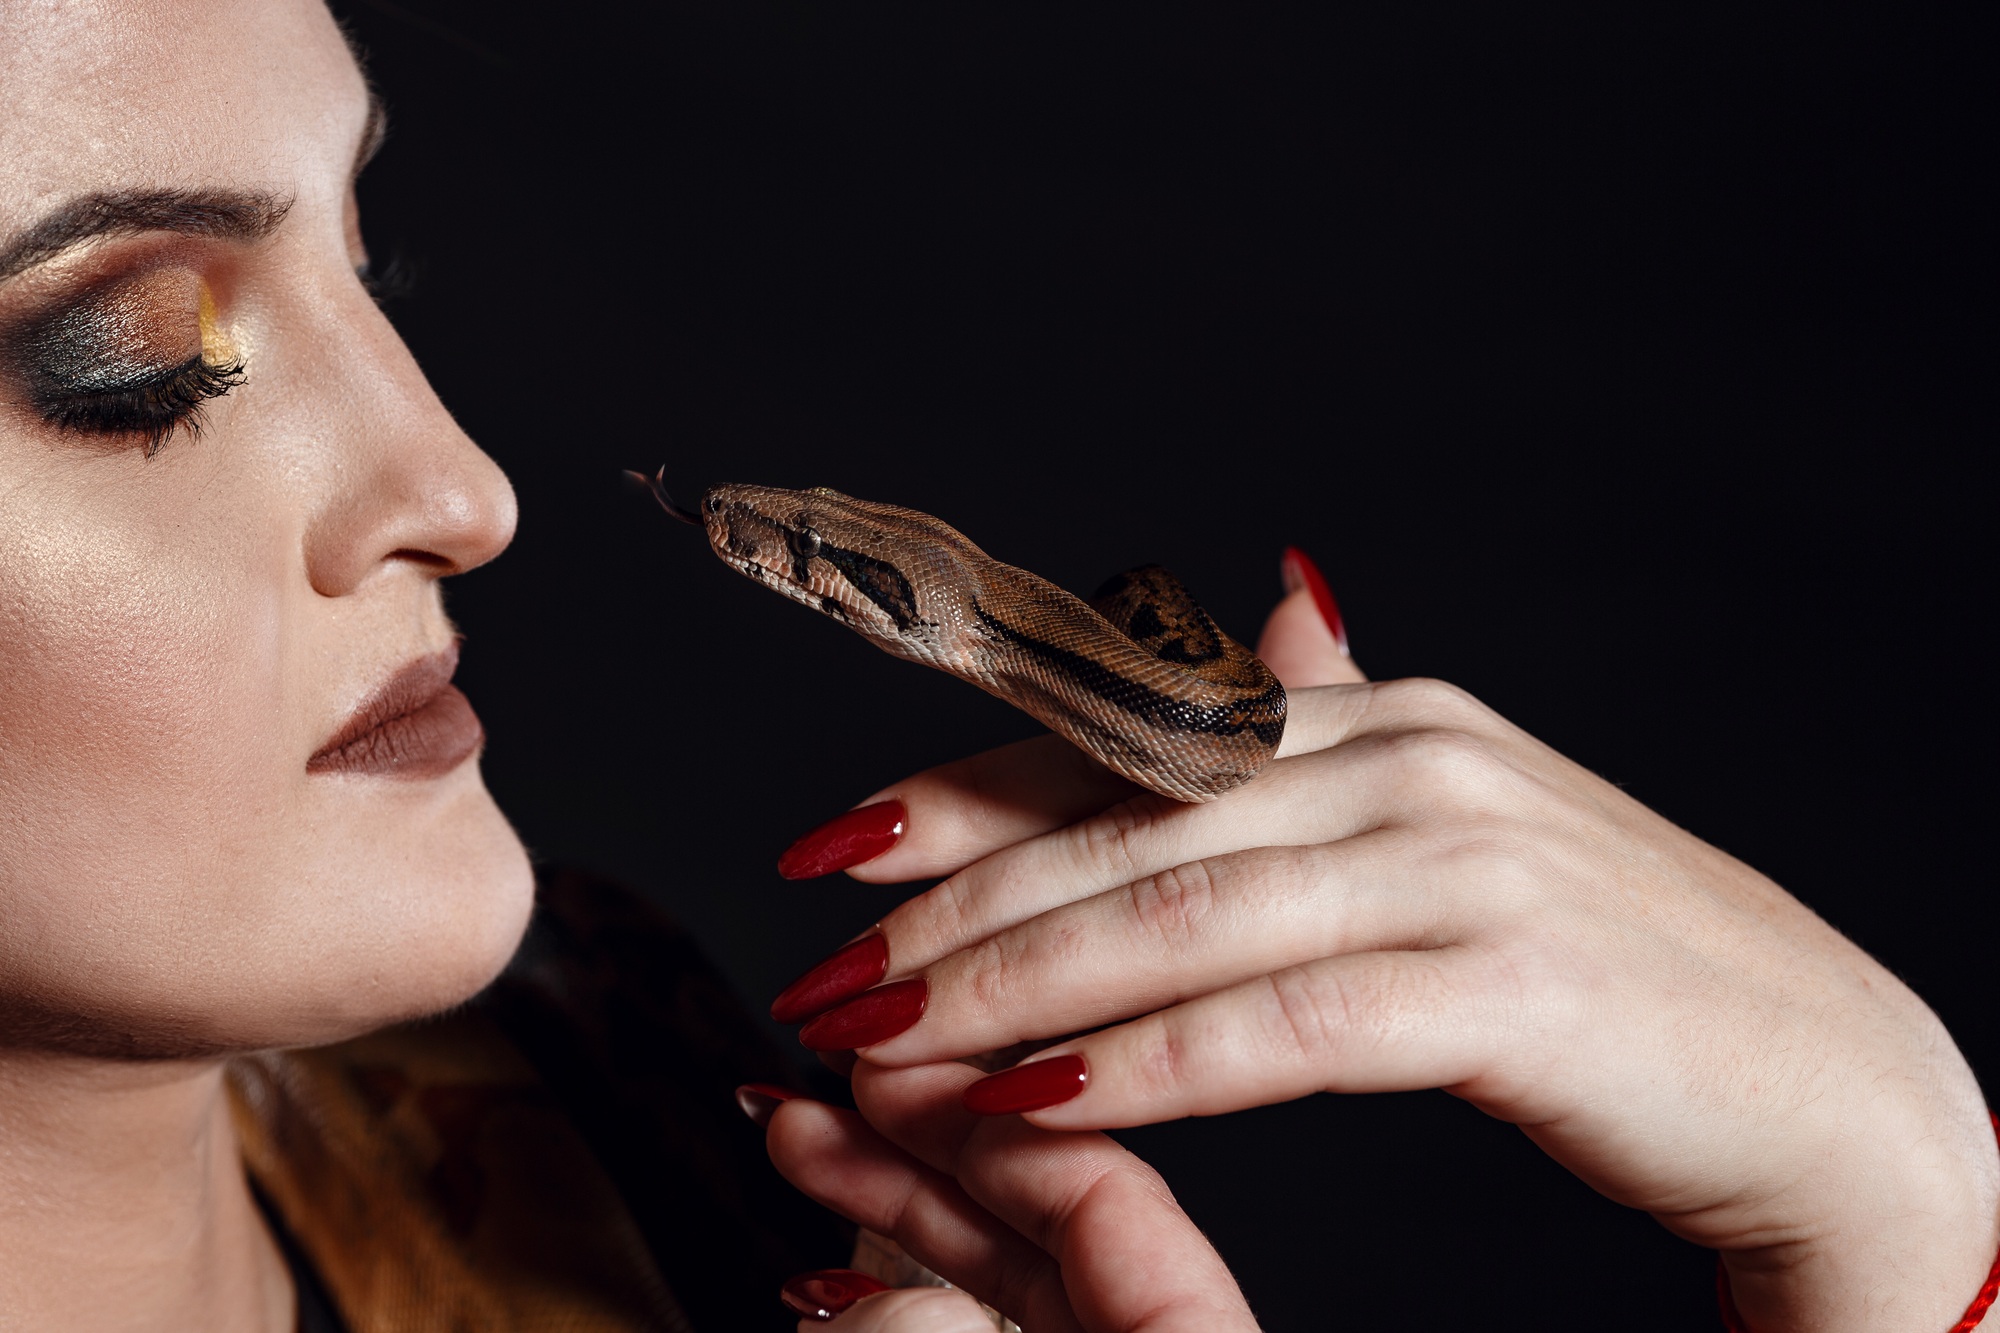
<box><xmin>625</xmin><ymin>467</ymin><xmax>703</xmax><ymax>525</ymax></box>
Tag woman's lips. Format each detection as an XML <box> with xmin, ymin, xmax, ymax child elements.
<box><xmin>307</xmin><ymin>642</ymin><xmax>484</xmax><ymax>780</ymax></box>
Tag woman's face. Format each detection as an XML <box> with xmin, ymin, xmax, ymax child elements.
<box><xmin>0</xmin><ymin>0</ymin><xmax>533</xmax><ymax>1056</ymax></box>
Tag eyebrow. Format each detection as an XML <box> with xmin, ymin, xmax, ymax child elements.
<box><xmin>0</xmin><ymin>89</ymin><xmax>385</xmax><ymax>285</ymax></box>
<box><xmin>0</xmin><ymin>189</ymin><xmax>292</xmax><ymax>284</ymax></box>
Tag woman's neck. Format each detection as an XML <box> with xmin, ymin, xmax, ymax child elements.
<box><xmin>0</xmin><ymin>1050</ymin><xmax>293</xmax><ymax>1332</ymax></box>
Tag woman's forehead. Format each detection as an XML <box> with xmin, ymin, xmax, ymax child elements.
<box><xmin>0</xmin><ymin>0</ymin><xmax>370</xmax><ymax>232</ymax></box>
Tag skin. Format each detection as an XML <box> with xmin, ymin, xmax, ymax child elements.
<box><xmin>775</xmin><ymin>589</ymin><xmax>2000</xmax><ymax>1332</ymax></box>
<box><xmin>0</xmin><ymin>3</ymin><xmax>529</xmax><ymax>1328</ymax></box>
<box><xmin>3</xmin><ymin>5</ymin><xmax>1985</xmax><ymax>1331</ymax></box>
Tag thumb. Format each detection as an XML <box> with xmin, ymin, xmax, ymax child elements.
<box><xmin>812</xmin><ymin>1282</ymin><xmax>1006</xmax><ymax>1332</ymax></box>
<box><xmin>1256</xmin><ymin>547</ymin><xmax>1363</xmax><ymax>687</ymax></box>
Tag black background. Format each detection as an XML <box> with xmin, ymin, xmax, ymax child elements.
<box><xmin>331</xmin><ymin>3</ymin><xmax>1986</xmax><ymax>1327</ymax></box>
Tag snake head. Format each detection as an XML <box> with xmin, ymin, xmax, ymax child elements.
<box><xmin>696</xmin><ymin>483</ymin><xmax>979</xmax><ymax>649</ymax></box>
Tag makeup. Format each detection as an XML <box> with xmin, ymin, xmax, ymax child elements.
<box><xmin>961</xmin><ymin>1054</ymin><xmax>1088</xmax><ymax>1115</ymax></box>
<box><xmin>22</xmin><ymin>267</ymin><xmax>201</xmax><ymax>392</ymax></box>
<box><xmin>197</xmin><ymin>279</ymin><xmax>237</xmax><ymax>365</ymax></box>
<box><xmin>11</xmin><ymin>265</ymin><xmax>243</xmax><ymax>455</ymax></box>
<box><xmin>777</xmin><ymin>800</ymin><xmax>906</xmax><ymax>879</ymax></box>
<box><xmin>733</xmin><ymin>1084</ymin><xmax>801</xmax><ymax>1128</ymax></box>
<box><xmin>796</xmin><ymin>978</ymin><xmax>927</xmax><ymax>1051</ymax></box>
<box><xmin>778</xmin><ymin>1270</ymin><xmax>889</xmax><ymax>1322</ymax></box>
<box><xmin>770</xmin><ymin>932</ymin><xmax>890</xmax><ymax>1024</ymax></box>
<box><xmin>308</xmin><ymin>643</ymin><xmax>483</xmax><ymax>780</ymax></box>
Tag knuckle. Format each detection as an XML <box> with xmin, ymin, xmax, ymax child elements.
<box><xmin>1435</xmin><ymin>823</ymin><xmax>1532</xmax><ymax>886</ymax></box>
<box><xmin>1123</xmin><ymin>858</ymin><xmax>1224</xmax><ymax>953</ymax></box>
<box><xmin>1467</xmin><ymin>942</ymin><xmax>1586</xmax><ymax>1080</ymax></box>
<box><xmin>1130</xmin><ymin>1009</ymin><xmax>1197</xmax><ymax>1101</ymax></box>
<box><xmin>1255</xmin><ymin>958</ymin><xmax>1460</xmax><ymax>1068</ymax></box>
<box><xmin>1032</xmin><ymin>1159</ymin><xmax>1123</xmax><ymax>1252</ymax></box>
<box><xmin>1377</xmin><ymin>676</ymin><xmax>1487</xmax><ymax>725</ymax></box>
<box><xmin>914</xmin><ymin>870</ymin><xmax>978</xmax><ymax>944</ymax></box>
<box><xmin>1381</xmin><ymin>725</ymin><xmax>1499</xmax><ymax>798</ymax></box>
<box><xmin>960</xmin><ymin>933</ymin><xmax>1022</xmax><ymax>1016</ymax></box>
<box><xmin>1071</xmin><ymin>794</ymin><xmax>1175</xmax><ymax>881</ymax></box>
<box><xmin>960</xmin><ymin>917</ymin><xmax>1082</xmax><ymax>1019</ymax></box>
<box><xmin>1421</xmin><ymin>814</ymin><xmax>1558</xmax><ymax>920</ymax></box>
<box><xmin>1108</xmin><ymin>1153</ymin><xmax>1179</xmax><ymax>1210</ymax></box>
<box><xmin>1256</xmin><ymin>965</ymin><xmax>1350</xmax><ymax>1067</ymax></box>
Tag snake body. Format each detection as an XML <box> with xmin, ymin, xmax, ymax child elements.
<box><xmin>672</xmin><ymin>481</ymin><xmax>1287</xmax><ymax>802</ymax></box>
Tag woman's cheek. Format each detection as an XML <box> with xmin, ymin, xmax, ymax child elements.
<box><xmin>0</xmin><ymin>478</ymin><xmax>295</xmax><ymax>981</ymax></box>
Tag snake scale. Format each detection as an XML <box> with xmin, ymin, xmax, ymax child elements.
<box><xmin>638</xmin><ymin>474</ymin><xmax>1287</xmax><ymax>802</ymax></box>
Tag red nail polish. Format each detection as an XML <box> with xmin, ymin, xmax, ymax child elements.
<box><xmin>778</xmin><ymin>800</ymin><xmax>907</xmax><ymax>879</ymax></box>
<box><xmin>734</xmin><ymin>1083</ymin><xmax>800</xmax><ymax>1128</ymax></box>
<box><xmin>1281</xmin><ymin>546</ymin><xmax>1349</xmax><ymax>655</ymax></box>
<box><xmin>799</xmin><ymin>978</ymin><xmax>928</xmax><ymax>1051</ymax></box>
<box><xmin>962</xmin><ymin>1054</ymin><xmax>1088</xmax><ymax>1115</ymax></box>
<box><xmin>780</xmin><ymin>1268</ymin><xmax>891</xmax><ymax>1321</ymax></box>
<box><xmin>771</xmin><ymin>932</ymin><xmax>890</xmax><ymax>1024</ymax></box>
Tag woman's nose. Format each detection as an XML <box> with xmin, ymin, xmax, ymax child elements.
<box><xmin>300</xmin><ymin>294</ymin><xmax>518</xmax><ymax>598</ymax></box>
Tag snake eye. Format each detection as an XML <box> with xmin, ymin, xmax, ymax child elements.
<box><xmin>790</xmin><ymin>526</ymin><xmax>822</xmax><ymax>558</ymax></box>
<box><xmin>704</xmin><ymin>496</ymin><xmax>721</xmax><ymax>515</ymax></box>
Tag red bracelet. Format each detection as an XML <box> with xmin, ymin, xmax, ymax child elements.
<box><xmin>1717</xmin><ymin>1113</ymin><xmax>2000</xmax><ymax>1331</ymax></box>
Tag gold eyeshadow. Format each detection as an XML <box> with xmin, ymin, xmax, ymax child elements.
<box><xmin>196</xmin><ymin>280</ymin><xmax>235</xmax><ymax>366</ymax></box>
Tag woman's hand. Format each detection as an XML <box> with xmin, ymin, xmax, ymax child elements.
<box><xmin>775</xmin><ymin>568</ymin><xmax>2000</xmax><ymax>1331</ymax></box>
<box><xmin>757</xmin><ymin>1060</ymin><xmax>1258</xmax><ymax>1331</ymax></box>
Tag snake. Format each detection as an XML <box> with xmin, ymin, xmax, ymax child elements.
<box><xmin>634</xmin><ymin>472</ymin><xmax>1287</xmax><ymax>802</ymax></box>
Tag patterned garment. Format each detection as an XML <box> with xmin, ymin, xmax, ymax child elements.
<box><xmin>230</xmin><ymin>870</ymin><xmax>850</xmax><ymax>1332</ymax></box>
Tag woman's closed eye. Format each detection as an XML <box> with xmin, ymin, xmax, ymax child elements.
<box><xmin>12</xmin><ymin>265</ymin><xmax>244</xmax><ymax>458</ymax></box>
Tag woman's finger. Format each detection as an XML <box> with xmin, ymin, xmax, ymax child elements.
<box><xmin>779</xmin><ymin>567</ymin><xmax>1390</xmax><ymax>888</ymax></box>
<box><xmin>781</xmin><ymin>734</ymin><xmax>1142</xmax><ymax>885</ymax></box>
<box><xmin>768</xmin><ymin>1066</ymin><xmax>1258</xmax><ymax>1331</ymax></box>
<box><xmin>812</xmin><ymin>1285</ymin><xmax>999</xmax><ymax>1333</ymax></box>
<box><xmin>845</xmin><ymin>1063</ymin><xmax>1259</xmax><ymax>1333</ymax></box>
<box><xmin>765</xmin><ymin>1093</ymin><xmax>1086</xmax><ymax>1333</ymax></box>
<box><xmin>963</xmin><ymin>946</ymin><xmax>1511</xmax><ymax>1131</ymax></box>
<box><xmin>848</xmin><ymin>831</ymin><xmax>1445</xmax><ymax>1066</ymax></box>
<box><xmin>861</xmin><ymin>721</ymin><xmax>1484</xmax><ymax>992</ymax></box>
<box><xmin>1255</xmin><ymin>553</ymin><xmax>1365</xmax><ymax>689</ymax></box>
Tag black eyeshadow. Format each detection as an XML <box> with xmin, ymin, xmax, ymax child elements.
<box><xmin>23</xmin><ymin>290</ymin><xmax>198</xmax><ymax>395</ymax></box>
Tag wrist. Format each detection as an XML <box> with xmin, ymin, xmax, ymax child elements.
<box><xmin>1721</xmin><ymin>1107</ymin><xmax>2000</xmax><ymax>1332</ymax></box>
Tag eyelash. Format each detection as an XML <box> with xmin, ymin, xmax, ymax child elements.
<box><xmin>39</xmin><ymin>353</ymin><xmax>245</xmax><ymax>459</ymax></box>
<box><xmin>28</xmin><ymin>258</ymin><xmax>411</xmax><ymax>459</ymax></box>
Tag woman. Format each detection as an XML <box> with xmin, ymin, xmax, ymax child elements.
<box><xmin>1</xmin><ymin>4</ymin><xmax>1990</xmax><ymax>1332</ymax></box>
<box><xmin>0</xmin><ymin>3</ymin><xmax>528</xmax><ymax>1326</ymax></box>
<box><xmin>0</xmin><ymin>4</ymin><xmax>1231</xmax><ymax>1328</ymax></box>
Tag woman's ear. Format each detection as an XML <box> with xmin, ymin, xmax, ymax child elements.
<box><xmin>1255</xmin><ymin>549</ymin><xmax>1364</xmax><ymax>688</ymax></box>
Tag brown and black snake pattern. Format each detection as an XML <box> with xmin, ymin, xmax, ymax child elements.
<box><xmin>680</xmin><ymin>482</ymin><xmax>1287</xmax><ymax>802</ymax></box>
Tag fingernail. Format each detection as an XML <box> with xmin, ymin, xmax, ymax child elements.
<box><xmin>817</xmin><ymin>1048</ymin><xmax>860</xmax><ymax>1078</ymax></box>
<box><xmin>962</xmin><ymin>1054</ymin><xmax>1088</xmax><ymax>1115</ymax></box>
<box><xmin>1281</xmin><ymin>546</ymin><xmax>1349</xmax><ymax>655</ymax></box>
<box><xmin>734</xmin><ymin>1083</ymin><xmax>801</xmax><ymax>1127</ymax></box>
<box><xmin>771</xmin><ymin>931</ymin><xmax>890</xmax><ymax>1024</ymax></box>
<box><xmin>799</xmin><ymin>978</ymin><xmax>928</xmax><ymax>1051</ymax></box>
<box><xmin>778</xmin><ymin>800</ymin><xmax>907</xmax><ymax>879</ymax></box>
<box><xmin>780</xmin><ymin>1268</ymin><xmax>891</xmax><ymax>1321</ymax></box>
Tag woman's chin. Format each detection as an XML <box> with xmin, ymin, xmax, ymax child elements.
<box><xmin>0</xmin><ymin>761</ymin><xmax>540</xmax><ymax>1060</ymax></box>
<box><xmin>274</xmin><ymin>776</ymin><xmax>538</xmax><ymax>1044</ymax></box>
